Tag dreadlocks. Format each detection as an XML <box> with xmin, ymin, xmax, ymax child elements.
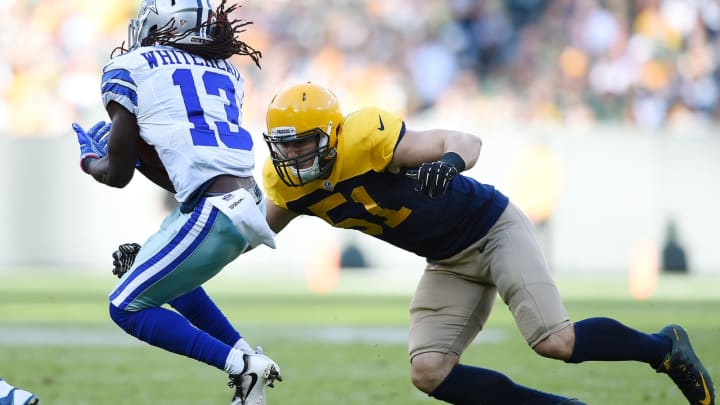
<box><xmin>113</xmin><ymin>0</ymin><xmax>261</xmax><ymax>68</ymax></box>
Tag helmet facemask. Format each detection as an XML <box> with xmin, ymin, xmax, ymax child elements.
<box><xmin>264</xmin><ymin>125</ymin><xmax>337</xmax><ymax>187</ymax></box>
<box><xmin>264</xmin><ymin>83</ymin><xmax>343</xmax><ymax>187</ymax></box>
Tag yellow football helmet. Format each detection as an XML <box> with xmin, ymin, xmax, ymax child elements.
<box><xmin>264</xmin><ymin>83</ymin><xmax>343</xmax><ymax>187</ymax></box>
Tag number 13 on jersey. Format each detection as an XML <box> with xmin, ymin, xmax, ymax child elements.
<box><xmin>173</xmin><ymin>68</ymin><xmax>253</xmax><ymax>151</ymax></box>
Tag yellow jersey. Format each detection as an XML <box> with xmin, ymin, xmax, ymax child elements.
<box><xmin>263</xmin><ymin>107</ymin><xmax>508</xmax><ymax>260</ymax></box>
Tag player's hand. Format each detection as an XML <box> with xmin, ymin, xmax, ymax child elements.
<box><xmin>73</xmin><ymin>121</ymin><xmax>111</xmax><ymax>172</ymax></box>
<box><xmin>414</xmin><ymin>160</ymin><xmax>458</xmax><ymax>198</ymax></box>
<box><xmin>89</xmin><ymin>121</ymin><xmax>112</xmax><ymax>152</ymax></box>
<box><xmin>111</xmin><ymin>243</ymin><xmax>142</xmax><ymax>278</ymax></box>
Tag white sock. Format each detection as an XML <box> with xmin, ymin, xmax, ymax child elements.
<box><xmin>233</xmin><ymin>337</ymin><xmax>254</xmax><ymax>354</ymax></box>
<box><xmin>225</xmin><ymin>348</ymin><xmax>246</xmax><ymax>375</ymax></box>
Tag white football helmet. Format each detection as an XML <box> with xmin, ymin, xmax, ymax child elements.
<box><xmin>128</xmin><ymin>0</ymin><xmax>215</xmax><ymax>50</ymax></box>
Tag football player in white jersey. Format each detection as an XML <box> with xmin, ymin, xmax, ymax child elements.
<box><xmin>72</xmin><ymin>1</ymin><xmax>280</xmax><ymax>403</ymax></box>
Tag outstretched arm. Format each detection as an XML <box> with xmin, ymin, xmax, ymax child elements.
<box><xmin>388</xmin><ymin>128</ymin><xmax>482</xmax><ymax>198</ymax></box>
<box><xmin>265</xmin><ymin>199</ymin><xmax>299</xmax><ymax>234</ymax></box>
<box><xmin>387</xmin><ymin>128</ymin><xmax>482</xmax><ymax>173</ymax></box>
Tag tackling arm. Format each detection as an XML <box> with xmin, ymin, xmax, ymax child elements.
<box><xmin>265</xmin><ymin>199</ymin><xmax>299</xmax><ymax>234</ymax></box>
<box><xmin>388</xmin><ymin>128</ymin><xmax>481</xmax><ymax>172</ymax></box>
<box><xmin>389</xmin><ymin>128</ymin><xmax>482</xmax><ymax>198</ymax></box>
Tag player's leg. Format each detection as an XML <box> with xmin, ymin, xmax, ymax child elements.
<box><xmin>112</xmin><ymin>246</ymin><xmax>251</xmax><ymax>350</ymax></box>
<box><xmin>408</xmin><ymin>267</ymin><xmax>495</xmax><ymax>394</ymax></box>
<box><xmin>487</xmin><ymin>202</ymin><xmax>573</xmax><ymax>356</ymax></box>
<box><xmin>409</xmin><ymin>234</ymin><xmax>582</xmax><ymax>404</ymax></box>
<box><xmin>108</xmin><ymin>201</ymin><xmax>249</xmax><ymax>368</ymax></box>
<box><xmin>0</xmin><ymin>378</ymin><xmax>39</xmax><ymax>405</ymax></box>
<box><xmin>168</xmin><ymin>287</ymin><xmax>256</xmax><ymax>353</ymax></box>
<box><xmin>497</xmin><ymin>203</ymin><xmax>714</xmax><ymax>404</ymax></box>
<box><xmin>489</xmin><ymin>203</ymin><xmax>668</xmax><ymax>363</ymax></box>
<box><xmin>553</xmin><ymin>320</ymin><xmax>715</xmax><ymax>404</ymax></box>
<box><xmin>108</xmin><ymin>200</ymin><xmax>280</xmax><ymax>402</ymax></box>
<box><xmin>168</xmin><ymin>191</ymin><xmax>272</xmax><ymax>354</ymax></box>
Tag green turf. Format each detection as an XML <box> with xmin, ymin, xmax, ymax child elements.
<box><xmin>0</xmin><ymin>269</ymin><xmax>718</xmax><ymax>404</ymax></box>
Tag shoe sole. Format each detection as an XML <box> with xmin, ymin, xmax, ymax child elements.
<box><xmin>266</xmin><ymin>365</ymin><xmax>282</xmax><ymax>388</ymax></box>
<box><xmin>238</xmin><ymin>363</ymin><xmax>282</xmax><ymax>405</ymax></box>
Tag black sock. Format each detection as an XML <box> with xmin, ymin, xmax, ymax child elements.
<box><xmin>430</xmin><ymin>364</ymin><xmax>570</xmax><ymax>405</ymax></box>
<box><xmin>567</xmin><ymin>317</ymin><xmax>671</xmax><ymax>369</ymax></box>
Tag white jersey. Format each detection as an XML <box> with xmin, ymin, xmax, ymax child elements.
<box><xmin>101</xmin><ymin>45</ymin><xmax>254</xmax><ymax>203</ymax></box>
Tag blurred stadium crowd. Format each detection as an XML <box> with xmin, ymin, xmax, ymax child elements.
<box><xmin>1</xmin><ymin>0</ymin><xmax>718</xmax><ymax>137</ymax></box>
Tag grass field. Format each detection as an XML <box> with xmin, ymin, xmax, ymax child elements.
<box><xmin>0</xmin><ymin>268</ymin><xmax>718</xmax><ymax>404</ymax></box>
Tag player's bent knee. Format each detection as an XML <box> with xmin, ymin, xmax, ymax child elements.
<box><xmin>533</xmin><ymin>324</ymin><xmax>575</xmax><ymax>360</ymax></box>
<box><xmin>108</xmin><ymin>303</ymin><xmax>131</xmax><ymax>328</ymax></box>
<box><xmin>410</xmin><ymin>352</ymin><xmax>458</xmax><ymax>393</ymax></box>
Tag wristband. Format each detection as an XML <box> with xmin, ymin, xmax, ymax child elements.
<box><xmin>440</xmin><ymin>152</ymin><xmax>466</xmax><ymax>172</ymax></box>
<box><xmin>80</xmin><ymin>154</ymin><xmax>99</xmax><ymax>174</ymax></box>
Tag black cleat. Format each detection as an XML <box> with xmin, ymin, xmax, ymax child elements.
<box><xmin>657</xmin><ymin>324</ymin><xmax>715</xmax><ymax>405</ymax></box>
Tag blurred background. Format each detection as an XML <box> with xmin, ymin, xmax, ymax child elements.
<box><xmin>1</xmin><ymin>0</ymin><xmax>719</xmax><ymax>282</ymax></box>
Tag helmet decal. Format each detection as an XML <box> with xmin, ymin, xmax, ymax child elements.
<box><xmin>140</xmin><ymin>0</ymin><xmax>158</xmax><ymax>17</ymax></box>
<box><xmin>128</xmin><ymin>0</ymin><xmax>215</xmax><ymax>51</ymax></box>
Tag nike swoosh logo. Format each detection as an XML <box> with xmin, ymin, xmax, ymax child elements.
<box><xmin>377</xmin><ymin>115</ymin><xmax>385</xmax><ymax>131</ymax></box>
<box><xmin>671</xmin><ymin>326</ymin><xmax>712</xmax><ymax>405</ymax></box>
<box><xmin>699</xmin><ymin>372</ymin><xmax>712</xmax><ymax>405</ymax></box>
<box><xmin>245</xmin><ymin>372</ymin><xmax>259</xmax><ymax>401</ymax></box>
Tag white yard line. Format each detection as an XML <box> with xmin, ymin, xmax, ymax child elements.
<box><xmin>0</xmin><ymin>325</ymin><xmax>505</xmax><ymax>346</ymax></box>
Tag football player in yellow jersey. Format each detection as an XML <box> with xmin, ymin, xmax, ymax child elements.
<box><xmin>259</xmin><ymin>82</ymin><xmax>715</xmax><ymax>405</ymax></box>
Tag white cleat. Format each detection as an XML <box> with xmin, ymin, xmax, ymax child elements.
<box><xmin>0</xmin><ymin>378</ymin><xmax>40</xmax><ymax>405</ymax></box>
<box><xmin>228</xmin><ymin>353</ymin><xmax>282</xmax><ymax>405</ymax></box>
